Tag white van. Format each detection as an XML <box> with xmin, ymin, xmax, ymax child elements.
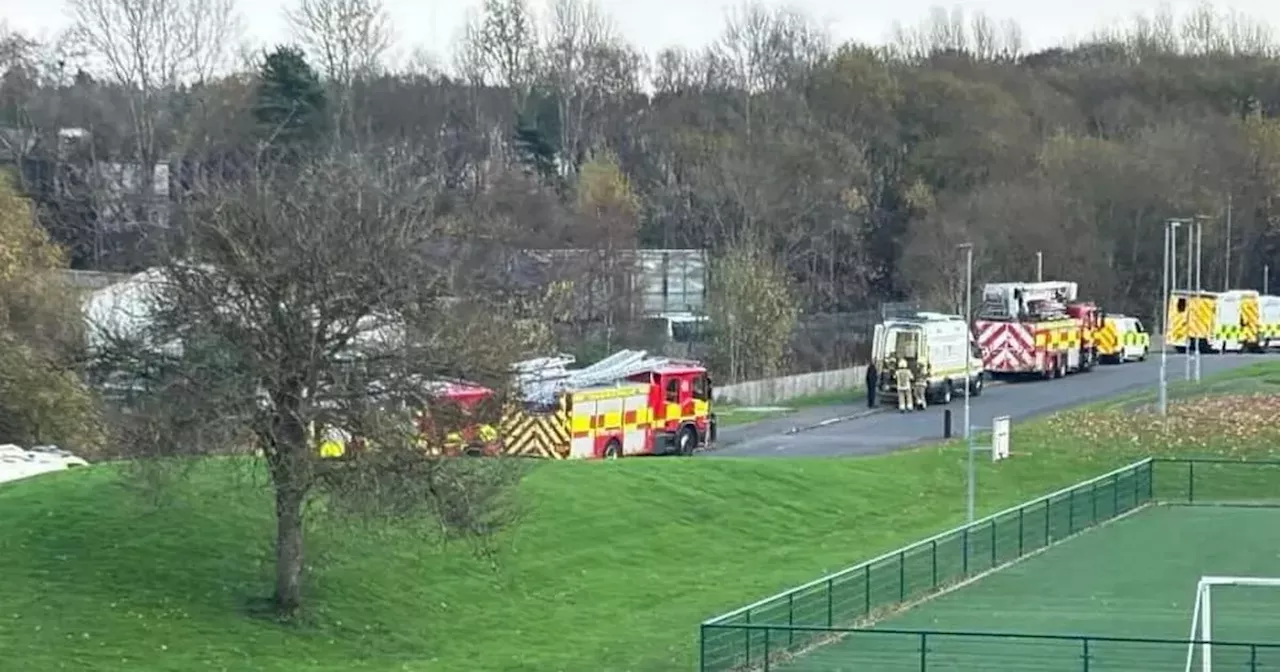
<box><xmin>1102</xmin><ymin>315</ymin><xmax>1150</xmax><ymax>363</ymax></box>
<box><xmin>1260</xmin><ymin>295</ymin><xmax>1280</xmax><ymax>349</ymax></box>
<box><xmin>872</xmin><ymin>313</ymin><xmax>986</xmax><ymax>405</ymax></box>
<box><xmin>1209</xmin><ymin>290</ymin><xmax>1252</xmax><ymax>353</ymax></box>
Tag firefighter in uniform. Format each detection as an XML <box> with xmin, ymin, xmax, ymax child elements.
<box><xmin>894</xmin><ymin>358</ymin><xmax>914</xmax><ymax>412</ymax></box>
<box><xmin>865</xmin><ymin>361</ymin><xmax>878</xmax><ymax>407</ymax></box>
<box><xmin>914</xmin><ymin>362</ymin><xmax>929</xmax><ymax>411</ymax></box>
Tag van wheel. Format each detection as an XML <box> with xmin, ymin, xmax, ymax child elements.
<box><xmin>1139</xmin><ymin>348</ymin><xmax>1148</xmax><ymax>362</ymax></box>
<box><xmin>970</xmin><ymin>374</ymin><xmax>984</xmax><ymax>397</ymax></box>
<box><xmin>676</xmin><ymin>426</ymin><xmax>697</xmax><ymax>455</ymax></box>
<box><xmin>940</xmin><ymin>382</ymin><xmax>953</xmax><ymax>405</ymax></box>
<box><xmin>603</xmin><ymin>440</ymin><xmax>622</xmax><ymax>460</ymax></box>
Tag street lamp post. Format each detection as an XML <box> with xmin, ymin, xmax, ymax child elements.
<box><xmin>959</xmin><ymin>243</ymin><xmax>975</xmax><ymax>522</ymax></box>
<box><xmin>1194</xmin><ymin>218</ymin><xmax>1204</xmax><ymax>382</ymax></box>
<box><xmin>1185</xmin><ymin>222</ymin><xmax>1193</xmax><ymax>381</ymax></box>
<box><xmin>1161</xmin><ymin>218</ymin><xmax>1189</xmax><ymax>414</ymax></box>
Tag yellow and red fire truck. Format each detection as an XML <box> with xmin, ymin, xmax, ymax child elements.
<box><xmin>316</xmin><ymin>379</ymin><xmax>501</xmax><ymax>459</ymax></box>
<box><xmin>973</xmin><ymin>281</ymin><xmax>1103</xmax><ymax>379</ymax></box>
<box><xmin>502</xmin><ymin>350</ymin><xmax>715</xmax><ymax>459</ymax></box>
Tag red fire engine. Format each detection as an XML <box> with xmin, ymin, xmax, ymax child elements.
<box><xmin>413</xmin><ymin>381</ymin><xmax>502</xmax><ymax>456</ymax></box>
<box><xmin>973</xmin><ymin>281</ymin><xmax>1103</xmax><ymax>379</ymax></box>
<box><xmin>503</xmin><ymin>350</ymin><xmax>715</xmax><ymax>459</ymax></box>
<box><xmin>316</xmin><ymin>379</ymin><xmax>501</xmax><ymax>459</ymax></box>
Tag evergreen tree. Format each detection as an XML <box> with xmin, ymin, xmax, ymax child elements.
<box><xmin>253</xmin><ymin>46</ymin><xmax>327</xmax><ymax>155</ymax></box>
<box><xmin>513</xmin><ymin>88</ymin><xmax>562</xmax><ymax>188</ymax></box>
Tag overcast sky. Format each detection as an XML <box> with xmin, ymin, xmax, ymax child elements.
<box><xmin>3</xmin><ymin>0</ymin><xmax>1280</xmax><ymax>67</ymax></box>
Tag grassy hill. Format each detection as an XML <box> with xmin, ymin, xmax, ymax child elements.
<box><xmin>4</xmin><ymin>362</ymin><xmax>1280</xmax><ymax>671</ymax></box>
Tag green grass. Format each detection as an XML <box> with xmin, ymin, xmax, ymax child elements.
<box><xmin>4</xmin><ymin>364</ymin><xmax>1280</xmax><ymax>671</ymax></box>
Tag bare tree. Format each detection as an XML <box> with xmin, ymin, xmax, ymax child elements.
<box><xmin>539</xmin><ymin>0</ymin><xmax>619</xmax><ymax>171</ymax></box>
<box><xmin>455</xmin><ymin>0</ymin><xmax>539</xmax><ymax>102</ymax></box>
<box><xmin>889</xmin><ymin>7</ymin><xmax>1021</xmax><ymax>61</ymax></box>
<box><xmin>65</xmin><ymin>0</ymin><xmax>241</xmax><ymax>226</ymax></box>
<box><xmin>285</xmin><ymin>0</ymin><xmax>393</xmax><ymax>84</ymax></box>
<box><xmin>88</xmin><ymin>151</ymin><xmax>532</xmax><ymax>614</ymax></box>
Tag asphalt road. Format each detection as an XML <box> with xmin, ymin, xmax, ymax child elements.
<box><xmin>708</xmin><ymin>352</ymin><xmax>1276</xmax><ymax>458</ymax></box>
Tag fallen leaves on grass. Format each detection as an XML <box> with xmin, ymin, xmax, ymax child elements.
<box><xmin>1039</xmin><ymin>394</ymin><xmax>1280</xmax><ymax>459</ymax></box>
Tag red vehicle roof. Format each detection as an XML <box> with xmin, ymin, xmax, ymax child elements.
<box><xmin>644</xmin><ymin>365</ymin><xmax>706</xmax><ymax>376</ymax></box>
<box><xmin>428</xmin><ymin>380</ymin><xmax>494</xmax><ymax>401</ymax></box>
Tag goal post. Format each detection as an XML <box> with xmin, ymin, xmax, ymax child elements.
<box><xmin>1183</xmin><ymin>575</ymin><xmax>1280</xmax><ymax>672</ymax></box>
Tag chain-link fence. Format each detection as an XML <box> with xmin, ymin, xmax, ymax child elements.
<box><xmin>698</xmin><ymin>457</ymin><xmax>1280</xmax><ymax>672</ymax></box>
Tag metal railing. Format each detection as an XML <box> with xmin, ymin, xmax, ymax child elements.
<box><xmin>1152</xmin><ymin>457</ymin><xmax>1280</xmax><ymax>505</ymax></box>
<box><xmin>698</xmin><ymin>625</ymin><xmax>1280</xmax><ymax>671</ymax></box>
<box><xmin>699</xmin><ymin>459</ymin><xmax>1156</xmax><ymax>671</ymax></box>
<box><xmin>698</xmin><ymin>457</ymin><xmax>1280</xmax><ymax>671</ymax></box>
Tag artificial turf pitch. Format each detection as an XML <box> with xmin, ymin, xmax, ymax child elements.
<box><xmin>779</xmin><ymin>505</ymin><xmax>1280</xmax><ymax>671</ymax></box>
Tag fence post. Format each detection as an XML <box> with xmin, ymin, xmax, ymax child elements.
<box><xmin>1081</xmin><ymin>637</ymin><xmax>1090</xmax><ymax>672</ymax></box>
<box><xmin>699</xmin><ymin>625</ymin><xmax>707</xmax><ymax>672</ymax></box>
<box><xmin>745</xmin><ymin>611</ymin><xmax>752</xmax><ymax>666</ymax></box>
<box><xmin>864</xmin><ymin>565</ymin><xmax>871</xmax><ymax>617</ymax></box>
<box><xmin>962</xmin><ymin>527</ymin><xmax>970</xmax><ymax>574</ymax></box>
<box><xmin>1112</xmin><ymin>474</ymin><xmax>1119</xmax><ymax>515</ymax></box>
<box><xmin>919</xmin><ymin>632</ymin><xmax>928</xmax><ymax>672</ymax></box>
<box><xmin>899</xmin><ymin>551</ymin><xmax>907</xmax><ymax>601</ymax></box>
<box><xmin>990</xmin><ymin>519</ymin><xmax>997</xmax><ymax>567</ymax></box>
<box><xmin>1018</xmin><ymin>505</ymin><xmax>1025</xmax><ymax>556</ymax></box>
<box><xmin>1188</xmin><ymin>460</ymin><xmax>1196</xmax><ymax>503</ymax></box>
<box><xmin>1146</xmin><ymin>460</ymin><xmax>1154</xmax><ymax>501</ymax></box>
<box><xmin>1044</xmin><ymin>499</ymin><xmax>1051</xmax><ymax>545</ymax></box>
<box><xmin>1251</xmin><ymin>644</ymin><xmax>1259</xmax><ymax>671</ymax></box>
<box><xmin>1068</xmin><ymin>489</ymin><xmax>1076</xmax><ymax>533</ymax></box>
<box><xmin>762</xmin><ymin>628</ymin><xmax>771</xmax><ymax>672</ymax></box>
<box><xmin>825</xmin><ymin>578</ymin><xmax>834</xmax><ymax>627</ymax></box>
<box><xmin>931</xmin><ymin>539</ymin><xmax>938</xmax><ymax>588</ymax></box>
<box><xmin>1091</xmin><ymin>481</ymin><xmax>1098</xmax><ymax>523</ymax></box>
<box><xmin>787</xmin><ymin>593</ymin><xmax>795</xmax><ymax>648</ymax></box>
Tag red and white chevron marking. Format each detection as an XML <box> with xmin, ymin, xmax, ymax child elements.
<box><xmin>975</xmin><ymin>321</ymin><xmax>1037</xmax><ymax>373</ymax></box>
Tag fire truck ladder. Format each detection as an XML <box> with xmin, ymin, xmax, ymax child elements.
<box><xmin>516</xmin><ymin>349</ymin><xmax>679</xmax><ymax>404</ymax></box>
<box><xmin>563</xmin><ymin>349</ymin><xmax>676</xmax><ymax>389</ymax></box>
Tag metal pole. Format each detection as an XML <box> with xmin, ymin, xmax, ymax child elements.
<box><xmin>1036</xmin><ymin>251</ymin><xmax>1043</xmax><ymax>282</ymax></box>
<box><xmin>960</xmin><ymin>243</ymin><xmax>975</xmax><ymax>522</ymax></box>
<box><xmin>1225</xmin><ymin>193</ymin><xmax>1232</xmax><ymax>291</ymax></box>
<box><xmin>1266</xmin><ymin>264</ymin><xmax>1270</xmax><ymax>295</ymax></box>
<box><xmin>1160</xmin><ymin>221</ymin><xmax>1172</xmax><ymax>416</ymax></box>
<box><xmin>1187</xmin><ymin>218</ymin><xmax>1198</xmax><ymax>378</ymax></box>
<box><xmin>1185</xmin><ymin>224</ymin><xmax>1192</xmax><ymax>380</ymax></box>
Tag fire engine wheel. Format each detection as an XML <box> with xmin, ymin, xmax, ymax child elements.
<box><xmin>939</xmin><ymin>382</ymin><xmax>953</xmax><ymax>405</ymax></box>
<box><xmin>603</xmin><ymin>440</ymin><xmax>622</xmax><ymax>460</ymax></box>
<box><xmin>676</xmin><ymin>426</ymin><xmax>698</xmax><ymax>455</ymax></box>
<box><xmin>969</xmin><ymin>375</ymin><xmax>984</xmax><ymax>397</ymax></box>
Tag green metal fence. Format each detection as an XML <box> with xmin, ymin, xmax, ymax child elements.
<box><xmin>1151</xmin><ymin>457</ymin><xmax>1280</xmax><ymax>505</ymax></box>
<box><xmin>698</xmin><ymin>625</ymin><xmax>1280</xmax><ymax>671</ymax></box>
<box><xmin>698</xmin><ymin>457</ymin><xmax>1280</xmax><ymax>672</ymax></box>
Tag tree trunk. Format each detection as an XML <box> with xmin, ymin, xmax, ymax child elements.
<box><xmin>273</xmin><ymin>484</ymin><xmax>306</xmax><ymax>614</ymax></box>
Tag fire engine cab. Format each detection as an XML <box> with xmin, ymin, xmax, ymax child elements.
<box><xmin>974</xmin><ymin>281</ymin><xmax>1103</xmax><ymax>379</ymax></box>
<box><xmin>504</xmin><ymin>350</ymin><xmax>715</xmax><ymax>459</ymax></box>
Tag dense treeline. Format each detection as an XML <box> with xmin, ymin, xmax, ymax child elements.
<box><xmin>3</xmin><ymin>1</ymin><xmax>1280</xmax><ymax>376</ymax></box>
